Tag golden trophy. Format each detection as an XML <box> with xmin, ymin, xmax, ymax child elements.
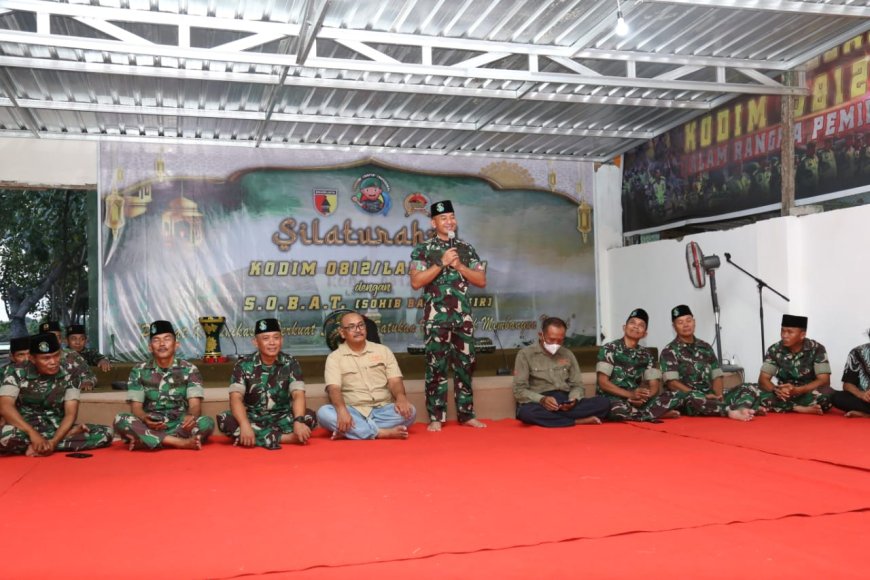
<box><xmin>199</xmin><ymin>316</ymin><xmax>227</xmax><ymax>363</ymax></box>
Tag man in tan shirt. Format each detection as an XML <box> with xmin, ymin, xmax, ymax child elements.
<box><xmin>316</xmin><ymin>311</ymin><xmax>416</xmax><ymax>439</ymax></box>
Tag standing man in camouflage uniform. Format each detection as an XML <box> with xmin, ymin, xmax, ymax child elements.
<box><xmin>39</xmin><ymin>321</ymin><xmax>97</xmax><ymax>391</ymax></box>
<box><xmin>0</xmin><ymin>333</ymin><xmax>113</xmax><ymax>456</ymax></box>
<box><xmin>659</xmin><ymin>305</ymin><xmax>756</xmax><ymax>422</ymax></box>
<box><xmin>513</xmin><ymin>317</ymin><xmax>610</xmax><ymax>427</ymax></box>
<box><xmin>757</xmin><ymin>315</ymin><xmax>832</xmax><ymax>414</ymax></box>
<box><xmin>216</xmin><ymin>318</ymin><xmax>316</xmax><ymax>449</ymax></box>
<box><xmin>113</xmin><ymin>320</ymin><xmax>214</xmax><ymax>450</ymax></box>
<box><xmin>596</xmin><ymin>308</ymin><xmax>679</xmax><ymax>422</ymax></box>
<box><xmin>317</xmin><ymin>311</ymin><xmax>416</xmax><ymax>440</ymax></box>
<box><xmin>66</xmin><ymin>324</ymin><xmax>112</xmax><ymax>372</ymax></box>
<box><xmin>410</xmin><ymin>200</ymin><xmax>487</xmax><ymax>432</ymax></box>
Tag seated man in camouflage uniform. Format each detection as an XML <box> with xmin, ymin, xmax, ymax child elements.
<box><xmin>513</xmin><ymin>316</ymin><xmax>610</xmax><ymax>427</ymax></box>
<box><xmin>39</xmin><ymin>321</ymin><xmax>97</xmax><ymax>391</ymax></box>
<box><xmin>0</xmin><ymin>333</ymin><xmax>113</xmax><ymax>456</ymax></box>
<box><xmin>66</xmin><ymin>324</ymin><xmax>112</xmax><ymax>373</ymax></box>
<box><xmin>596</xmin><ymin>308</ymin><xmax>679</xmax><ymax>422</ymax></box>
<box><xmin>659</xmin><ymin>305</ymin><xmax>756</xmax><ymax>422</ymax></box>
<box><xmin>217</xmin><ymin>318</ymin><xmax>316</xmax><ymax>449</ymax></box>
<box><xmin>317</xmin><ymin>311</ymin><xmax>416</xmax><ymax>440</ymax></box>
<box><xmin>831</xmin><ymin>333</ymin><xmax>870</xmax><ymax>418</ymax></box>
<box><xmin>113</xmin><ymin>320</ymin><xmax>214</xmax><ymax>450</ymax></box>
<box><xmin>757</xmin><ymin>314</ymin><xmax>832</xmax><ymax>414</ymax></box>
<box><xmin>4</xmin><ymin>336</ymin><xmax>30</xmax><ymax>368</ymax></box>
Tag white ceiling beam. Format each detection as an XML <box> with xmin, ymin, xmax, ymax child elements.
<box><xmin>332</xmin><ymin>39</ymin><xmax>401</xmax><ymax>64</ymax></box>
<box><xmin>452</xmin><ymin>52</ymin><xmax>512</xmax><ymax>69</ymax></box>
<box><xmin>212</xmin><ymin>32</ymin><xmax>287</xmax><ymax>52</ymax></box>
<box><xmin>523</xmin><ymin>90</ymin><xmax>713</xmax><ymax>109</ymax></box>
<box><xmin>0</xmin><ymin>130</ymin><xmax>609</xmax><ymax>161</ymax></box>
<box><xmin>0</xmin><ymin>0</ymin><xmax>302</xmax><ymax>34</ymax></box>
<box><xmin>548</xmin><ymin>56</ymin><xmax>602</xmax><ymax>77</ymax></box>
<box><xmin>654</xmin><ymin>65</ymin><xmax>704</xmax><ymax>81</ymax></box>
<box><xmin>645</xmin><ymin>0</ymin><xmax>870</xmax><ymax>18</ymax></box>
<box><xmin>0</xmin><ymin>29</ymin><xmax>806</xmax><ymax>96</ymax></box>
<box><xmin>73</xmin><ymin>17</ymin><xmax>153</xmax><ymax>45</ymax></box>
<box><xmin>295</xmin><ymin>0</ymin><xmax>330</xmax><ymax>65</ymax></box>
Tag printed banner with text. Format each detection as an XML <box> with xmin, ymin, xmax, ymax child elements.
<box><xmin>99</xmin><ymin>145</ymin><xmax>596</xmax><ymax>360</ymax></box>
<box><xmin>623</xmin><ymin>33</ymin><xmax>870</xmax><ymax>234</ymax></box>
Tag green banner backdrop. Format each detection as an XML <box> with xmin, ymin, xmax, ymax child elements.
<box><xmin>99</xmin><ymin>145</ymin><xmax>595</xmax><ymax>360</ymax></box>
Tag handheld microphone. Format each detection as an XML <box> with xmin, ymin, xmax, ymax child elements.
<box><xmin>447</xmin><ymin>230</ymin><xmax>456</xmax><ymax>247</ymax></box>
<box><xmin>724</xmin><ymin>252</ymin><xmax>732</xmax><ymax>260</ymax></box>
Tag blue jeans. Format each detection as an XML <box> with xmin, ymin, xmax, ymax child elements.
<box><xmin>316</xmin><ymin>403</ymin><xmax>416</xmax><ymax>440</ymax></box>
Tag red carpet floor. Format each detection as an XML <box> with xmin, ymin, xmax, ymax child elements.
<box><xmin>1</xmin><ymin>415</ymin><xmax>867</xmax><ymax>579</ymax></box>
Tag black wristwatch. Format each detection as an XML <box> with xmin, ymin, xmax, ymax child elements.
<box><xmin>293</xmin><ymin>416</ymin><xmax>308</xmax><ymax>424</ymax></box>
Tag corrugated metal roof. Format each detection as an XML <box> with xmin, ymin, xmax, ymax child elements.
<box><xmin>1</xmin><ymin>0</ymin><xmax>869</xmax><ymax>161</ymax></box>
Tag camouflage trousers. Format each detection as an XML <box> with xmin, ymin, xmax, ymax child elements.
<box><xmin>604</xmin><ymin>390</ymin><xmax>681</xmax><ymax>422</ymax></box>
<box><xmin>424</xmin><ymin>324</ymin><xmax>476</xmax><ymax>423</ymax></box>
<box><xmin>0</xmin><ymin>415</ymin><xmax>113</xmax><ymax>455</ymax></box>
<box><xmin>113</xmin><ymin>412</ymin><xmax>215</xmax><ymax>450</ymax></box>
<box><xmin>216</xmin><ymin>408</ymin><xmax>317</xmax><ymax>449</ymax></box>
<box><xmin>670</xmin><ymin>384</ymin><xmax>762</xmax><ymax>417</ymax></box>
<box><xmin>757</xmin><ymin>388</ymin><xmax>832</xmax><ymax>413</ymax></box>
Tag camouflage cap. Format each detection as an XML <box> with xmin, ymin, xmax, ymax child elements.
<box><xmin>255</xmin><ymin>318</ymin><xmax>281</xmax><ymax>335</ymax></box>
<box><xmin>627</xmin><ymin>308</ymin><xmax>649</xmax><ymax>326</ymax></box>
<box><xmin>671</xmin><ymin>304</ymin><xmax>693</xmax><ymax>321</ymax></box>
<box><xmin>430</xmin><ymin>200</ymin><xmax>454</xmax><ymax>217</ymax></box>
<box><xmin>66</xmin><ymin>324</ymin><xmax>86</xmax><ymax>336</ymax></box>
<box><xmin>29</xmin><ymin>332</ymin><xmax>60</xmax><ymax>355</ymax></box>
<box><xmin>781</xmin><ymin>314</ymin><xmax>808</xmax><ymax>329</ymax></box>
<box><xmin>10</xmin><ymin>335</ymin><xmax>30</xmax><ymax>352</ymax></box>
<box><xmin>39</xmin><ymin>320</ymin><xmax>61</xmax><ymax>333</ymax></box>
<box><xmin>149</xmin><ymin>320</ymin><xmax>175</xmax><ymax>338</ymax></box>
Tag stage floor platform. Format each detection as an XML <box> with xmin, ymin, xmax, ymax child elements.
<box><xmin>1</xmin><ymin>413</ymin><xmax>867</xmax><ymax>579</ymax></box>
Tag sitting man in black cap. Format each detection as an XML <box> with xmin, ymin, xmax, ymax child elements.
<box><xmin>831</xmin><ymin>331</ymin><xmax>870</xmax><ymax>418</ymax></box>
<box><xmin>0</xmin><ymin>333</ymin><xmax>113</xmax><ymax>456</ymax></box>
<box><xmin>113</xmin><ymin>320</ymin><xmax>215</xmax><ymax>450</ymax></box>
<box><xmin>513</xmin><ymin>316</ymin><xmax>610</xmax><ymax>427</ymax></box>
<box><xmin>66</xmin><ymin>324</ymin><xmax>112</xmax><ymax>372</ymax></box>
<box><xmin>596</xmin><ymin>308</ymin><xmax>680</xmax><ymax>422</ymax></box>
<box><xmin>757</xmin><ymin>314</ymin><xmax>832</xmax><ymax>414</ymax></box>
<box><xmin>4</xmin><ymin>336</ymin><xmax>30</xmax><ymax>368</ymax></box>
<box><xmin>660</xmin><ymin>305</ymin><xmax>756</xmax><ymax>422</ymax></box>
<box><xmin>216</xmin><ymin>318</ymin><xmax>317</xmax><ymax>449</ymax></box>
<box><xmin>39</xmin><ymin>321</ymin><xmax>97</xmax><ymax>391</ymax></box>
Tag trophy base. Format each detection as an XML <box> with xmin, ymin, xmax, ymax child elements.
<box><xmin>202</xmin><ymin>354</ymin><xmax>228</xmax><ymax>364</ymax></box>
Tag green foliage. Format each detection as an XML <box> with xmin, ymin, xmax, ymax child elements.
<box><xmin>0</xmin><ymin>189</ymin><xmax>91</xmax><ymax>335</ymax></box>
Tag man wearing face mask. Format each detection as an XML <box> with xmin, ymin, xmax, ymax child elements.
<box><xmin>513</xmin><ymin>317</ymin><xmax>610</xmax><ymax>427</ymax></box>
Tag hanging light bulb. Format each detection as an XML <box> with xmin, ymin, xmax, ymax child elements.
<box><xmin>615</xmin><ymin>0</ymin><xmax>629</xmax><ymax>36</ymax></box>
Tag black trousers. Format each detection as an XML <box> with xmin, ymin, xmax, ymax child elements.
<box><xmin>517</xmin><ymin>390</ymin><xmax>611</xmax><ymax>427</ymax></box>
<box><xmin>831</xmin><ymin>390</ymin><xmax>870</xmax><ymax>414</ymax></box>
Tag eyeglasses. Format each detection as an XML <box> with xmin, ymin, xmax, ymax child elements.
<box><xmin>342</xmin><ymin>322</ymin><xmax>366</xmax><ymax>332</ymax></box>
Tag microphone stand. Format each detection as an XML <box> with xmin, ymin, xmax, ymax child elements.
<box><xmin>724</xmin><ymin>253</ymin><xmax>790</xmax><ymax>359</ymax></box>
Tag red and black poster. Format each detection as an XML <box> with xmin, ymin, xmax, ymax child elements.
<box><xmin>623</xmin><ymin>34</ymin><xmax>870</xmax><ymax>234</ymax></box>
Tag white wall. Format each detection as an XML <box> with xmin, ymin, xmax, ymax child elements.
<box><xmin>0</xmin><ymin>138</ymin><xmax>97</xmax><ymax>187</ymax></box>
<box><xmin>601</xmin><ymin>204</ymin><xmax>870</xmax><ymax>387</ymax></box>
